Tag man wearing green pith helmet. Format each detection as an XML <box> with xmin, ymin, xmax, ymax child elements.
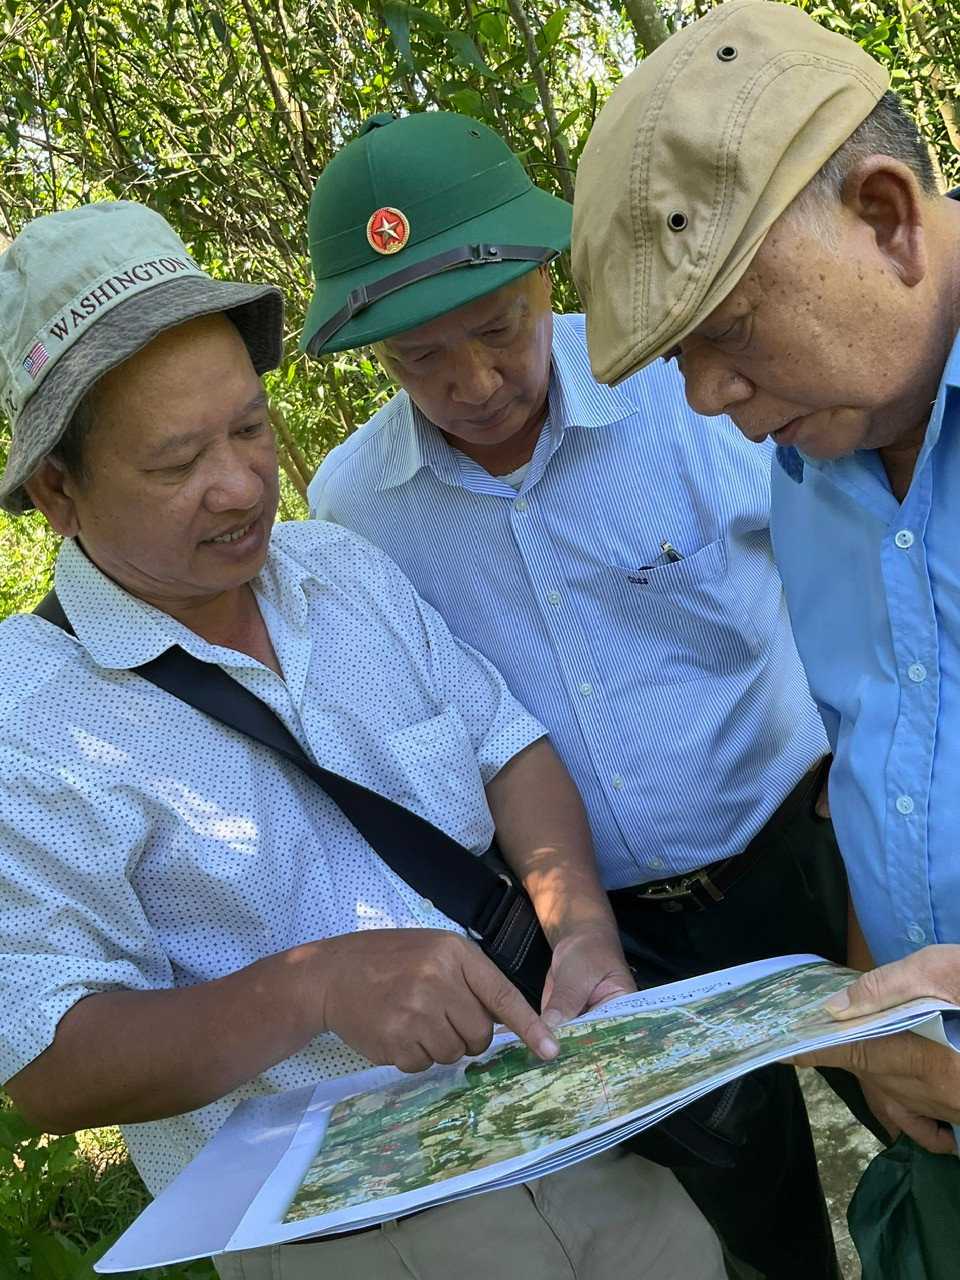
<box><xmin>302</xmin><ymin>109</ymin><xmax>861</xmax><ymax>1280</ymax></box>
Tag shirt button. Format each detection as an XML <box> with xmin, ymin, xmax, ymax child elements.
<box><xmin>514</xmin><ymin>497</ymin><xmax>528</xmax><ymax>512</ymax></box>
<box><xmin>547</xmin><ymin>591</ymin><xmax>562</xmax><ymax>606</ymax></box>
<box><xmin>894</xmin><ymin>529</ymin><xmax>915</xmax><ymax>549</ymax></box>
<box><xmin>906</xmin><ymin>923</ymin><xmax>926</xmax><ymax>945</ymax></box>
<box><xmin>648</xmin><ymin>857</ymin><xmax>663</xmax><ymax>871</ymax></box>
<box><xmin>908</xmin><ymin>663</ymin><xmax>927</xmax><ymax>683</ymax></box>
<box><xmin>896</xmin><ymin>795</ymin><xmax>914</xmax><ymax>815</ymax></box>
<box><xmin>611</xmin><ymin>775</ymin><xmax>625</xmax><ymax>790</ymax></box>
<box><xmin>418</xmin><ymin>896</ymin><xmax>434</xmax><ymax>913</ymax></box>
<box><xmin>579</xmin><ymin>682</ymin><xmax>593</xmax><ymax>697</ymax></box>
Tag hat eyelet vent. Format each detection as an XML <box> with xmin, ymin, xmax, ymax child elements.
<box><xmin>717</xmin><ymin>45</ymin><xmax>738</xmax><ymax>61</ymax></box>
<box><xmin>469</xmin><ymin>128</ymin><xmax>481</xmax><ymax>137</ymax></box>
<box><xmin>667</xmin><ymin>210</ymin><xmax>688</xmax><ymax>232</ymax></box>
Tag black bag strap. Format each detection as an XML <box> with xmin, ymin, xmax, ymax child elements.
<box><xmin>33</xmin><ymin>590</ymin><xmax>523</xmax><ymax>948</ymax></box>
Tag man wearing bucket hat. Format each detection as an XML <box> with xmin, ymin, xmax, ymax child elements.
<box><xmin>572</xmin><ymin>0</ymin><xmax>960</xmax><ymax>1162</ymax></box>
<box><xmin>304</xmin><ymin>110</ymin><xmax>855</xmax><ymax>1279</ymax></box>
<box><xmin>0</xmin><ymin>200</ymin><xmax>726</xmax><ymax>1280</ymax></box>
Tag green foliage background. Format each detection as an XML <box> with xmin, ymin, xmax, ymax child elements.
<box><xmin>0</xmin><ymin>0</ymin><xmax>958</xmax><ymax>1272</ymax></box>
<box><xmin>3</xmin><ymin>0</ymin><xmax>956</xmax><ymax>621</ymax></box>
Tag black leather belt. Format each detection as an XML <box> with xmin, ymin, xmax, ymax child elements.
<box><xmin>608</xmin><ymin>758</ymin><xmax>827</xmax><ymax>914</ymax></box>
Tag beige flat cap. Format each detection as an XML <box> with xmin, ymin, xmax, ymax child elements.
<box><xmin>572</xmin><ymin>0</ymin><xmax>888</xmax><ymax>385</ymax></box>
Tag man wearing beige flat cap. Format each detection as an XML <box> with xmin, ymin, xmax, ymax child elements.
<box><xmin>573</xmin><ymin>0</ymin><xmax>960</xmax><ymax>1187</ymax></box>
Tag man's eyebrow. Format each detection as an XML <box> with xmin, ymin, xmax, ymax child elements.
<box><xmin>242</xmin><ymin>389</ymin><xmax>270</xmax><ymax>416</ymax></box>
<box><xmin>142</xmin><ymin>391</ymin><xmax>269</xmax><ymax>462</ymax></box>
<box><xmin>388</xmin><ymin>299</ymin><xmax>525</xmax><ymax>357</ymax></box>
<box><xmin>474</xmin><ymin>297</ymin><xmax>526</xmax><ymax>331</ymax></box>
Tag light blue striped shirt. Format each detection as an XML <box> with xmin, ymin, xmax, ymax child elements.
<box><xmin>771</xmin><ymin>329</ymin><xmax>960</xmax><ymax>969</ymax></box>
<box><xmin>310</xmin><ymin>314</ymin><xmax>827</xmax><ymax>889</ymax></box>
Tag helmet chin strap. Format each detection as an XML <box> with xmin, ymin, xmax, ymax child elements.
<box><xmin>306</xmin><ymin>243</ymin><xmax>556</xmax><ymax>355</ymax></box>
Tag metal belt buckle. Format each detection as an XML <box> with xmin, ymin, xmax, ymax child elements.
<box><xmin>640</xmin><ymin>867</ymin><xmax>725</xmax><ymax>912</ymax></box>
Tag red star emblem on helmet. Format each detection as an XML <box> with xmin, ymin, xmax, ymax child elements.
<box><xmin>366</xmin><ymin>206</ymin><xmax>411</xmax><ymax>255</ymax></box>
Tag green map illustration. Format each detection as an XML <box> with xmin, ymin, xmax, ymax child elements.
<box><xmin>284</xmin><ymin>961</ymin><xmax>863</xmax><ymax>1223</ymax></box>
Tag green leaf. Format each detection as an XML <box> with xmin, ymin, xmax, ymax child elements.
<box><xmin>491</xmin><ymin>51</ymin><xmax>527</xmax><ymax>76</ymax></box>
<box><xmin>477</xmin><ymin>12</ymin><xmax>506</xmax><ymax>47</ymax></box>
<box><xmin>444</xmin><ymin>30</ymin><xmax>494</xmax><ymax>78</ymax></box>
<box><xmin>71</xmin><ymin>1231</ymin><xmax>121</xmax><ymax>1280</ymax></box>
<box><xmin>406</xmin><ymin>6</ymin><xmax>446</xmax><ymax>34</ymax></box>
<box><xmin>0</xmin><ymin>1109</ymin><xmax>42</xmax><ymax>1151</ymax></box>
<box><xmin>208</xmin><ymin>9</ymin><xmax>228</xmax><ymax>46</ymax></box>
<box><xmin>557</xmin><ymin>105</ymin><xmax>583</xmax><ymax>135</ymax></box>
<box><xmin>0</xmin><ymin>1230</ymin><xmax>21</xmax><ymax>1274</ymax></box>
<box><xmin>383</xmin><ymin>0</ymin><xmax>413</xmax><ymax>67</ymax></box>
<box><xmin>185</xmin><ymin>3</ymin><xmax>207</xmax><ymax>50</ymax></box>
<box><xmin>22</xmin><ymin>1231</ymin><xmax>81</xmax><ymax>1280</ymax></box>
<box><xmin>446</xmin><ymin>87</ymin><xmax>484</xmax><ymax>116</ymax></box>
<box><xmin>539</xmin><ymin>8</ymin><xmax>567</xmax><ymax>53</ymax></box>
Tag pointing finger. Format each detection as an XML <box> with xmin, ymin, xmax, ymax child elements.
<box><xmin>465</xmin><ymin>952</ymin><xmax>559</xmax><ymax>1061</ymax></box>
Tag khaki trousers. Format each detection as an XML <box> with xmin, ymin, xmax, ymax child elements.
<box><xmin>214</xmin><ymin>1148</ymin><xmax>724</xmax><ymax>1280</ymax></box>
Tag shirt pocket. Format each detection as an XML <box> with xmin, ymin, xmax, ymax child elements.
<box><xmin>386</xmin><ymin>704</ymin><xmax>493</xmax><ymax>852</ymax></box>
<box><xmin>604</xmin><ymin>538</ymin><xmax>762</xmax><ymax>685</ymax></box>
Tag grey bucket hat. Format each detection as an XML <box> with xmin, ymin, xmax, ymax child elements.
<box><xmin>0</xmin><ymin>201</ymin><xmax>285</xmax><ymax>515</ymax></box>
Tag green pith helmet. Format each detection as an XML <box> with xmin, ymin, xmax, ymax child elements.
<box><xmin>301</xmin><ymin>111</ymin><xmax>572</xmax><ymax>356</ymax></box>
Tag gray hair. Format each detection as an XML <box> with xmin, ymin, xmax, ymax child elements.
<box><xmin>784</xmin><ymin>90</ymin><xmax>939</xmax><ymax>247</ymax></box>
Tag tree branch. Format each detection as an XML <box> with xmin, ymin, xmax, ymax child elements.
<box><xmin>904</xmin><ymin>2</ymin><xmax>960</xmax><ymax>156</ymax></box>
<box><xmin>503</xmin><ymin>0</ymin><xmax>574</xmax><ymax>203</ymax></box>
<box><xmin>270</xmin><ymin>403</ymin><xmax>313</xmax><ymax>491</ymax></box>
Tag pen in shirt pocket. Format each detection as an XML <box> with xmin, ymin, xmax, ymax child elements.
<box><xmin>636</xmin><ymin>541</ymin><xmax>685</xmax><ymax>573</ymax></box>
<box><xmin>659</xmin><ymin>541</ymin><xmax>684</xmax><ymax>563</ymax></box>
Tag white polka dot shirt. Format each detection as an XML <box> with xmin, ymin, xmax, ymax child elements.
<box><xmin>0</xmin><ymin>520</ymin><xmax>545</xmax><ymax>1193</ymax></box>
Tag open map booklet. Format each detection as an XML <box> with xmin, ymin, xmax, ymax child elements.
<box><xmin>97</xmin><ymin>953</ymin><xmax>960</xmax><ymax>1273</ymax></box>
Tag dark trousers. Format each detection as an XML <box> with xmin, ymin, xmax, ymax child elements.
<box><xmin>611</xmin><ymin>768</ymin><xmax>855</xmax><ymax>1280</ymax></box>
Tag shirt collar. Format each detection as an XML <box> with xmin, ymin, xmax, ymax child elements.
<box><xmin>376</xmin><ymin>400</ymin><xmax>449</xmax><ymax>491</ymax></box>
<box><xmin>775</xmin><ymin>445</ymin><xmax>805</xmax><ymax>484</ymax></box>
<box><xmin>54</xmin><ymin>526</ymin><xmax>315</xmax><ymax>671</ymax></box>
<box><xmin>547</xmin><ymin>314</ymin><xmax>638</xmax><ymax>432</ymax></box>
<box><xmin>376</xmin><ymin>314</ymin><xmax>639</xmax><ymax>492</ymax></box>
<box><xmin>922</xmin><ymin>325</ymin><xmax>960</xmax><ymax>458</ymax></box>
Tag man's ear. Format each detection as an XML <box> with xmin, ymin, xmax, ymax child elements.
<box><xmin>22</xmin><ymin>457</ymin><xmax>81</xmax><ymax>538</ymax></box>
<box><xmin>370</xmin><ymin>340</ymin><xmax>400</xmax><ymax>387</ymax></box>
<box><xmin>842</xmin><ymin>156</ymin><xmax>928</xmax><ymax>287</ymax></box>
<box><xmin>536</xmin><ymin>262</ymin><xmax>555</xmax><ymax>299</ymax></box>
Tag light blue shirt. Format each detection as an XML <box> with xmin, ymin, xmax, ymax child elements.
<box><xmin>310</xmin><ymin>314</ymin><xmax>827</xmax><ymax>890</ymax></box>
<box><xmin>771</xmin><ymin>334</ymin><xmax>960</xmax><ymax>968</ymax></box>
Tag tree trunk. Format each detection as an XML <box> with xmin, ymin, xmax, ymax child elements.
<box><xmin>622</xmin><ymin>0</ymin><xmax>669</xmax><ymax>56</ymax></box>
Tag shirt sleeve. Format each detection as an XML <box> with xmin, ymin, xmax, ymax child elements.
<box><xmin>0</xmin><ymin>746</ymin><xmax>174</xmax><ymax>1082</ymax></box>
<box><xmin>306</xmin><ymin>453</ymin><xmax>332</xmax><ymax>519</ymax></box>
<box><xmin>326</xmin><ymin>527</ymin><xmax>548</xmax><ymax>785</ymax></box>
<box><xmin>415</xmin><ymin>591</ymin><xmax>548</xmax><ymax>784</ymax></box>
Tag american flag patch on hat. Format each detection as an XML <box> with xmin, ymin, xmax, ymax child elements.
<box><xmin>22</xmin><ymin>340</ymin><xmax>49</xmax><ymax>379</ymax></box>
